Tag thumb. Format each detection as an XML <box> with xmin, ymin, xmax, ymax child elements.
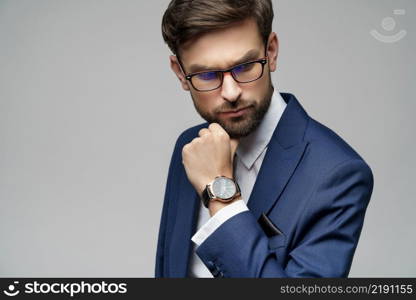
<box><xmin>230</xmin><ymin>138</ymin><xmax>240</xmax><ymax>162</ymax></box>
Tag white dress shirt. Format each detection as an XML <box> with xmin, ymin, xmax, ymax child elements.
<box><xmin>188</xmin><ymin>90</ymin><xmax>287</xmax><ymax>277</ymax></box>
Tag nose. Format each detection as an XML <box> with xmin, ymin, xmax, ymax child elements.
<box><xmin>220</xmin><ymin>72</ymin><xmax>242</xmax><ymax>103</ymax></box>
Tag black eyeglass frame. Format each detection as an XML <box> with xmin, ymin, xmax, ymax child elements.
<box><xmin>181</xmin><ymin>58</ymin><xmax>268</xmax><ymax>92</ymax></box>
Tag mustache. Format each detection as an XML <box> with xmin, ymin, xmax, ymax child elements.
<box><xmin>215</xmin><ymin>100</ymin><xmax>256</xmax><ymax>114</ymax></box>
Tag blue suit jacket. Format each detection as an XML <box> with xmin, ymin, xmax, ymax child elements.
<box><xmin>155</xmin><ymin>93</ymin><xmax>374</xmax><ymax>278</ymax></box>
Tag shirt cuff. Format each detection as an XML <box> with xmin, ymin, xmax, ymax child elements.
<box><xmin>191</xmin><ymin>199</ymin><xmax>249</xmax><ymax>246</ymax></box>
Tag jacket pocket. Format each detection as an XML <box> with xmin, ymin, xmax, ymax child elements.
<box><xmin>258</xmin><ymin>213</ymin><xmax>286</xmax><ymax>249</ymax></box>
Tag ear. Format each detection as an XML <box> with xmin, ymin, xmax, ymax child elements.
<box><xmin>266</xmin><ymin>32</ymin><xmax>279</xmax><ymax>72</ymax></box>
<box><xmin>169</xmin><ymin>55</ymin><xmax>191</xmax><ymax>91</ymax></box>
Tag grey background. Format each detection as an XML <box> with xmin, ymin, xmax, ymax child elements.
<box><xmin>0</xmin><ymin>0</ymin><xmax>414</xmax><ymax>277</ymax></box>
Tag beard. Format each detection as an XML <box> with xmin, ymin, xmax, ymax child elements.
<box><xmin>191</xmin><ymin>82</ymin><xmax>274</xmax><ymax>139</ymax></box>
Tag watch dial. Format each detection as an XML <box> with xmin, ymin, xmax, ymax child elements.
<box><xmin>212</xmin><ymin>177</ymin><xmax>236</xmax><ymax>199</ymax></box>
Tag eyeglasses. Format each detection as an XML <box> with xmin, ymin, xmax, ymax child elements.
<box><xmin>183</xmin><ymin>57</ymin><xmax>268</xmax><ymax>92</ymax></box>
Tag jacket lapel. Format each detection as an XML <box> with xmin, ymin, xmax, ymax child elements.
<box><xmin>247</xmin><ymin>139</ymin><xmax>308</xmax><ymax>218</ymax></box>
<box><xmin>247</xmin><ymin>93</ymin><xmax>309</xmax><ymax>219</ymax></box>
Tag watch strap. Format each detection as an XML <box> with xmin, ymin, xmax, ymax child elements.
<box><xmin>202</xmin><ymin>187</ymin><xmax>210</xmax><ymax>208</ymax></box>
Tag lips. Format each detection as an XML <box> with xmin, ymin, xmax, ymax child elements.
<box><xmin>219</xmin><ymin>106</ymin><xmax>252</xmax><ymax>118</ymax></box>
<box><xmin>221</xmin><ymin>106</ymin><xmax>251</xmax><ymax>114</ymax></box>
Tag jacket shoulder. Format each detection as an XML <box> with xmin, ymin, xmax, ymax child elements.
<box><xmin>304</xmin><ymin>117</ymin><xmax>372</xmax><ymax>172</ymax></box>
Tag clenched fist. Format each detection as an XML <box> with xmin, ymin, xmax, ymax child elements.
<box><xmin>182</xmin><ymin>123</ymin><xmax>239</xmax><ymax>213</ymax></box>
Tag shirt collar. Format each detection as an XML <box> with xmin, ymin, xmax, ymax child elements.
<box><xmin>236</xmin><ymin>90</ymin><xmax>287</xmax><ymax>170</ymax></box>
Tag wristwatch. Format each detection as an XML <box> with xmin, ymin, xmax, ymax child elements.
<box><xmin>201</xmin><ymin>176</ymin><xmax>241</xmax><ymax>208</ymax></box>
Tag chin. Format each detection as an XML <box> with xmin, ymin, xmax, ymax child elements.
<box><xmin>220</xmin><ymin>117</ymin><xmax>259</xmax><ymax>139</ymax></box>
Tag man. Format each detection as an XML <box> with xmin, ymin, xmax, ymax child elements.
<box><xmin>155</xmin><ymin>0</ymin><xmax>374</xmax><ymax>278</ymax></box>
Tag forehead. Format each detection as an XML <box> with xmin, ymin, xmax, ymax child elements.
<box><xmin>179</xmin><ymin>18</ymin><xmax>264</xmax><ymax>72</ymax></box>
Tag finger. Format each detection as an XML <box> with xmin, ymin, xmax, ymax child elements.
<box><xmin>191</xmin><ymin>137</ymin><xmax>201</xmax><ymax>144</ymax></box>
<box><xmin>198</xmin><ymin>128</ymin><xmax>210</xmax><ymax>137</ymax></box>
<box><xmin>208</xmin><ymin>122</ymin><xmax>227</xmax><ymax>136</ymax></box>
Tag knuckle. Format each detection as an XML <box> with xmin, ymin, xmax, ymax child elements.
<box><xmin>208</xmin><ymin>123</ymin><xmax>218</xmax><ymax>130</ymax></box>
<box><xmin>217</xmin><ymin>131</ymin><xmax>229</xmax><ymax>140</ymax></box>
<box><xmin>199</xmin><ymin>128</ymin><xmax>209</xmax><ymax>137</ymax></box>
<box><xmin>191</xmin><ymin>137</ymin><xmax>202</xmax><ymax>145</ymax></box>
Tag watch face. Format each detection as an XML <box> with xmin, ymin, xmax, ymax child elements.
<box><xmin>211</xmin><ymin>177</ymin><xmax>236</xmax><ymax>200</ymax></box>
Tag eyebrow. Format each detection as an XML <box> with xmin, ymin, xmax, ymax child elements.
<box><xmin>188</xmin><ymin>49</ymin><xmax>261</xmax><ymax>74</ymax></box>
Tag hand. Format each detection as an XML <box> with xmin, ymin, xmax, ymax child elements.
<box><xmin>181</xmin><ymin>123</ymin><xmax>239</xmax><ymax>202</ymax></box>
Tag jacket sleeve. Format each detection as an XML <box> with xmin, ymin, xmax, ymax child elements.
<box><xmin>154</xmin><ymin>137</ymin><xmax>182</xmax><ymax>278</ymax></box>
<box><xmin>195</xmin><ymin>159</ymin><xmax>374</xmax><ymax>277</ymax></box>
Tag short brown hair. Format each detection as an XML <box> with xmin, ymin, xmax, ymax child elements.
<box><xmin>161</xmin><ymin>0</ymin><xmax>274</xmax><ymax>55</ymax></box>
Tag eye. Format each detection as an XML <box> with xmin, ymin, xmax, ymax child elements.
<box><xmin>195</xmin><ymin>71</ymin><xmax>219</xmax><ymax>81</ymax></box>
<box><xmin>233</xmin><ymin>62</ymin><xmax>255</xmax><ymax>74</ymax></box>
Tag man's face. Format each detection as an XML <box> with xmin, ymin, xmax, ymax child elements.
<box><xmin>170</xmin><ymin>18</ymin><xmax>278</xmax><ymax>138</ymax></box>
